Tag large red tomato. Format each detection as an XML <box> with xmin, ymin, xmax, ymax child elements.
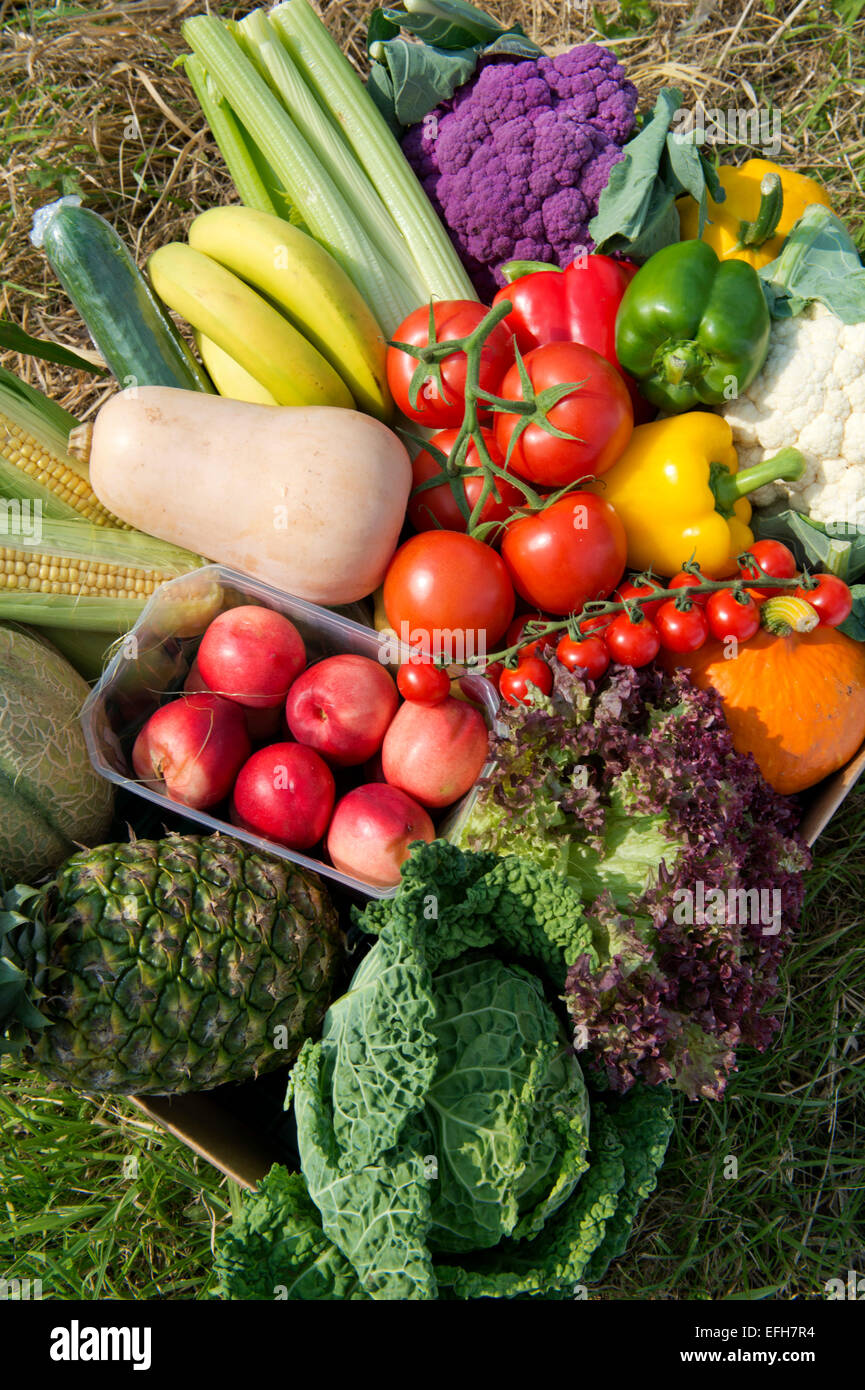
<box><xmin>383</xmin><ymin>531</ymin><xmax>515</xmax><ymax>664</ymax></box>
<box><xmin>407</xmin><ymin>429</ymin><xmax>525</xmax><ymax>534</ymax></box>
<box><xmin>494</xmin><ymin>342</ymin><xmax>633</xmax><ymax>487</ymax></box>
<box><xmin>500</xmin><ymin>492</ymin><xmax>627</xmax><ymax>616</ymax></box>
<box><xmin>387</xmin><ymin>301</ymin><xmax>514</xmax><ymax>428</ymax></box>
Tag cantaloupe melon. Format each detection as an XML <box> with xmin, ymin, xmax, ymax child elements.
<box><xmin>0</xmin><ymin>624</ymin><xmax>114</xmax><ymax>882</ymax></box>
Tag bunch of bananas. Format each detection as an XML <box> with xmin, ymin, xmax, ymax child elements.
<box><xmin>148</xmin><ymin>207</ymin><xmax>393</xmax><ymax>421</ymax></box>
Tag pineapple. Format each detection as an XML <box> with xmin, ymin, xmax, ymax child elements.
<box><xmin>0</xmin><ymin>835</ymin><xmax>343</xmax><ymax>1095</ymax></box>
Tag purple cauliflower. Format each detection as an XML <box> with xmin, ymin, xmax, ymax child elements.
<box><xmin>402</xmin><ymin>45</ymin><xmax>638</xmax><ymax>299</ymax></box>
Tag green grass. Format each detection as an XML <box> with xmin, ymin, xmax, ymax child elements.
<box><xmin>0</xmin><ymin>1082</ymin><xmax>229</xmax><ymax>1299</ymax></box>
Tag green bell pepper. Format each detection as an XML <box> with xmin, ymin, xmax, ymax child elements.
<box><xmin>614</xmin><ymin>240</ymin><xmax>771</xmax><ymax>412</ymax></box>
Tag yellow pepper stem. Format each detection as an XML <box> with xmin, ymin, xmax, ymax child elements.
<box><xmin>734</xmin><ymin>172</ymin><xmax>784</xmax><ymax>251</ymax></box>
<box><xmin>710</xmin><ymin>447</ymin><xmax>805</xmax><ymax>517</ymax></box>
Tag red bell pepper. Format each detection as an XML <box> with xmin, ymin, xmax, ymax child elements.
<box><xmin>492</xmin><ymin>256</ymin><xmax>654</xmax><ymax>422</ymax></box>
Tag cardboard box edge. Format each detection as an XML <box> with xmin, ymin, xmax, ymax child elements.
<box><xmin>129</xmin><ymin>1093</ymin><xmax>277</xmax><ymax>1189</ymax></box>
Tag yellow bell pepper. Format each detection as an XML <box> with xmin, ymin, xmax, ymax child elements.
<box><xmin>677</xmin><ymin>159</ymin><xmax>833</xmax><ymax>270</ymax></box>
<box><xmin>591</xmin><ymin>414</ymin><xmax>805</xmax><ymax>578</ymax></box>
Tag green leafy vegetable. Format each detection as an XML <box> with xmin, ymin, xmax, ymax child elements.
<box><xmin>760</xmin><ymin>205</ymin><xmax>865</xmax><ymax>324</ymax></box>
<box><xmin>215</xmin><ymin>845</ymin><xmax>673</xmax><ymax>1300</ymax></box>
<box><xmin>215</xmin><ymin>1166</ymin><xmax>371</xmax><ymax>1301</ymax></box>
<box><xmin>366</xmin><ymin>0</ymin><xmax>540</xmax><ymax>129</ymax></box>
<box><xmin>752</xmin><ymin>507</ymin><xmax>865</xmax><ymax>581</ymax></box>
<box><xmin>588</xmin><ymin>88</ymin><xmax>723</xmax><ymax>261</ymax></box>
<box><xmin>452</xmin><ymin>663</ymin><xmax>809</xmax><ymax>1100</ymax></box>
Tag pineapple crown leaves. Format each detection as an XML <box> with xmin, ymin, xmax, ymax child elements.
<box><xmin>0</xmin><ymin>883</ymin><xmax>51</xmax><ymax>1054</ymax></box>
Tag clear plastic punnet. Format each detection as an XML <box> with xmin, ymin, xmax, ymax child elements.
<box><xmin>80</xmin><ymin>564</ymin><xmax>501</xmax><ymax>899</ymax></box>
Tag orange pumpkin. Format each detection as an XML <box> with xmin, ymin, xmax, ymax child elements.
<box><xmin>663</xmin><ymin>626</ymin><xmax>865</xmax><ymax>794</ymax></box>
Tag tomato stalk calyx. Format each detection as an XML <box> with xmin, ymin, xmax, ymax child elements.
<box><xmin>469</xmin><ymin>564</ymin><xmax>822</xmax><ymax>670</ymax></box>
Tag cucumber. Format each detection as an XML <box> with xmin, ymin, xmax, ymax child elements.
<box><xmin>31</xmin><ymin>198</ymin><xmax>214</xmax><ymax>392</ymax></box>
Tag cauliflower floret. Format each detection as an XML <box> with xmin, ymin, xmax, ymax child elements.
<box><xmin>402</xmin><ymin>46</ymin><xmax>638</xmax><ymax>299</ymax></box>
<box><xmin>719</xmin><ymin>303</ymin><xmax>865</xmax><ymax>526</ymax></box>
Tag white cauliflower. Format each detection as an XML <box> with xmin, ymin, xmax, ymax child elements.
<box><xmin>720</xmin><ymin>303</ymin><xmax>865</xmax><ymax>527</ymax></box>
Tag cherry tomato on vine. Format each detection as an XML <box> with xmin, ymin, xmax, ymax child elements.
<box><xmin>617</xmin><ymin>577</ymin><xmax>666</xmax><ymax>623</ymax></box>
<box><xmin>501</xmin><ymin>492</ymin><xmax>627</xmax><ymax>616</ymax></box>
<box><xmin>493</xmin><ymin>342</ymin><xmax>633</xmax><ymax>487</ymax></box>
<box><xmin>669</xmin><ymin>571</ymin><xmax>715</xmax><ymax>604</ymax></box>
<box><xmin>397</xmin><ymin>658</ymin><xmax>451</xmax><ymax>705</ymax></box>
<box><xmin>739</xmin><ymin>540</ymin><xmax>798</xmax><ymax>598</ymax></box>
<box><xmin>407</xmin><ymin>428</ymin><xmax>525</xmax><ymax>534</ymax></box>
<box><xmin>387</xmin><ymin>301</ymin><xmax>515</xmax><ymax>428</ymax></box>
<box><xmin>384</xmin><ymin>531</ymin><xmax>515</xmax><ymax>664</ymax></box>
<box><xmin>556</xmin><ymin>634</ymin><xmax>610</xmax><ymax>680</ymax></box>
<box><xmin>505</xmin><ymin>612</ymin><xmax>560</xmax><ymax>659</ymax></box>
<box><xmin>480</xmin><ymin>660</ymin><xmax>504</xmax><ymax>690</ymax></box>
<box><xmin>654</xmin><ymin>600</ymin><xmax>709</xmax><ymax>654</ymax></box>
<box><xmin>705</xmin><ymin>589</ymin><xmax>760</xmax><ymax>643</ymax></box>
<box><xmin>793</xmin><ymin>573</ymin><xmax>853</xmax><ymax>627</ymax></box>
<box><xmin>499</xmin><ymin>658</ymin><xmax>553</xmax><ymax>706</ymax></box>
<box><xmin>605</xmin><ymin>612</ymin><xmax>660</xmax><ymax>667</ymax></box>
<box><xmin>576</xmin><ymin>612</ymin><xmax>613</xmax><ymax>637</ymax></box>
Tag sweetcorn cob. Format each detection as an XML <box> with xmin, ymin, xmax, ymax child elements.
<box><xmin>0</xmin><ymin>374</ymin><xmax>203</xmax><ymax>636</ymax></box>
<box><xmin>0</xmin><ymin>388</ymin><xmax>126</xmax><ymax>528</ymax></box>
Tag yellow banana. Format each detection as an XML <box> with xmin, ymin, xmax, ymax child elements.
<box><xmin>147</xmin><ymin>243</ymin><xmax>354</xmax><ymax>410</ymax></box>
<box><xmin>194</xmin><ymin>331</ymin><xmax>278</xmax><ymax>405</ymax></box>
<box><xmin>187</xmin><ymin>207</ymin><xmax>393</xmax><ymax>423</ymax></box>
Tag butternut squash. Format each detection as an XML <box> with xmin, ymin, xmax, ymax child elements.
<box><xmin>88</xmin><ymin>387</ymin><xmax>412</xmax><ymax>605</ymax></box>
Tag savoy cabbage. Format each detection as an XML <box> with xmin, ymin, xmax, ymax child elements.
<box><xmin>215</xmin><ymin>845</ymin><xmax>673</xmax><ymax>1301</ymax></box>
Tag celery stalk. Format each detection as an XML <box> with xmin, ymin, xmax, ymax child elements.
<box><xmin>182</xmin><ymin>15</ymin><xmax>416</xmax><ymax>329</ymax></box>
<box><xmin>270</xmin><ymin>0</ymin><xmax>477</xmax><ymax>303</ymax></box>
<box><xmin>237</xmin><ymin>10</ymin><xmax>422</xmax><ymax>296</ymax></box>
<box><xmin>185</xmin><ymin>53</ymin><xmax>301</xmax><ymax>227</ymax></box>
<box><xmin>184</xmin><ymin>54</ymin><xmax>278</xmax><ymax>215</ymax></box>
